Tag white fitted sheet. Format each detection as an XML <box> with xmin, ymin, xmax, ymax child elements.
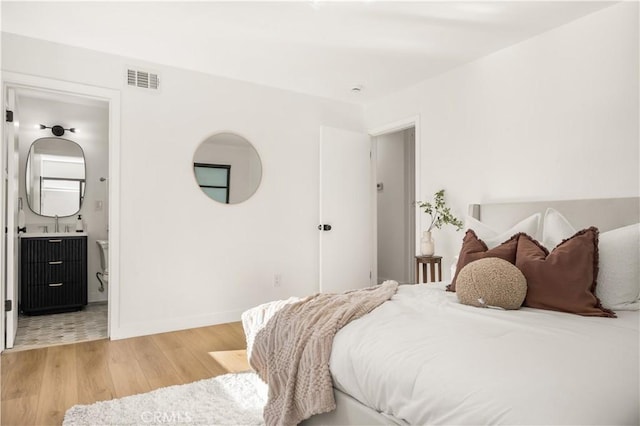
<box><xmin>329</xmin><ymin>282</ymin><xmax>639</xmax><ymax>425</ymax></box>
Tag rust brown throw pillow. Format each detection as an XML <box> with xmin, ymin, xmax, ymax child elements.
<box><xmin>447</xmin><ymin>230</ymin><xmax>520</xmax><ymax>292</ymax></box>
<box><xmin>516</xmin><ymin>228</ymin><xmax>615</xmax><ymax>317</ymax></box>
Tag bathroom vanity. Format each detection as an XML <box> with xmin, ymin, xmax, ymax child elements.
<box><xmin>20</xmin><ymin>233</ymin><xmax>87</xmax><ymax>315</ymax></box>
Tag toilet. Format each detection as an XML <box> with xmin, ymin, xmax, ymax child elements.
<box><xmin>96</xmin><ymin>239</ymin><xmax>109</xmax><ymax>290</ymax></box>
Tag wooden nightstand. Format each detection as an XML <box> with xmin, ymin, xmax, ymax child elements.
<box><xmin>415</xmin><ymin>255</ymin><xmax>442</xmax><ymax>283</ymax></box>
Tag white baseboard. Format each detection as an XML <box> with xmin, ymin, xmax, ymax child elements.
<box><xmin>110</xmin><ymin>309</ymin><xmax>244</xmax><ymax>340</ymax></box>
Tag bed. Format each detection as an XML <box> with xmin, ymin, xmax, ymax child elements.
<box><xmin>247</xmin><ymin>197</ymin><xmax>640</xmax><ymax>425</ymax></box>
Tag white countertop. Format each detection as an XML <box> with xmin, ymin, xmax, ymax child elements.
<box><xmin>20</xmin><ymin>232</ymin><xmax>88</xmax><ymax>238</ymax></box>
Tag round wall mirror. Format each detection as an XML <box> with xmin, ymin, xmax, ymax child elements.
<box><xmin>25</xmin><ymin>137</ymin><xmax>86</xmax><ymax>217</ymax></box>
<box><xmin>193</xmin><ymin>132</ymin><xmax>262</xmax><ymax>204</ymax></box>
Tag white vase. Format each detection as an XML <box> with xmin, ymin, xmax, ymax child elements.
<box><xmin>420</xmin><ymin>230</ymin><xmax>435</xmax><ymax>256</ymax></box>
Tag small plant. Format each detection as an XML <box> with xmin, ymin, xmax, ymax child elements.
<box><xmin>417</xmin><ymin>189</ymin><xmax>463</xmax><ymax>232</ymax></box>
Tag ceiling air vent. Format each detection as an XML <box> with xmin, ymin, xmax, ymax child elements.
<box><xmin>126</xmin><ymin>68</ymin><xmax>160</xmax><ymax>90</ymax></box>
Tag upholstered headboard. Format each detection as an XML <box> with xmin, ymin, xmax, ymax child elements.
<box><xmin>469</xmin><ymin>197</ymin><xmax>640</xmax><ymax>236</ymax></box>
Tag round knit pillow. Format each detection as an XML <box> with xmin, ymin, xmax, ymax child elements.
<box><xmin>456</xmin><ymin>258</ymin><xmax>527</xmax><ymax>310</ymax></box>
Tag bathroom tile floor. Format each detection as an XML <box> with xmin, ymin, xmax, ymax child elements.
<box><xmin>11</xmin><ymin>303</ymin><xmax>107</xmax><ymax>351</ymax></box>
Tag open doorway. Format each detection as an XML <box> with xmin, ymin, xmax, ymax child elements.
<box><xmin>375</xmin><ymin>127</ymin><xmax>416</xmax><ymax>284</ymax></box>
<box><xmin>2</xmin><ymin>81</ymin><xmax>113</xmax><ymax>351</ymax></box>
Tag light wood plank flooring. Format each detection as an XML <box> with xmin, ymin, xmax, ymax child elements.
<box><xmin>1</xmin><ymin>321</ymin><xmax>248</xmax><ymax>426</ymax></box>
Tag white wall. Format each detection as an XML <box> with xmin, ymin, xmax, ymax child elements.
<box><xmin>16</xmin><ymin>95</ymin><xmax>109</xmax><ymax>303</ymax></box>
<box><xmin>365</xmin><ymin>2</ymin><xmax>639</xmax><ymax>277</ymax></box>
<box><xmin>2</xmin><ymin>33</ymin><xmax>364</xmax><ymax>338</ymax></box>
<box><xmin>376</xmin><ymin>129</ymin><xmax>412</xmax><ymax>283</ymax></box>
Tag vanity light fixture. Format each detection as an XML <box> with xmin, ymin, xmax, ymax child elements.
<box><xmin>39</xmin><ymin>124</ymin><xmax>76</xmax><ymax>137</ymax></box>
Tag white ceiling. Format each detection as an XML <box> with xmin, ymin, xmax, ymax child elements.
<box><xmin>1</xmin><ymin>1</ymin><xmax>615</xmax><ymax>104</ymax></box>
<box><xmin>15</xmin><ymin>89</ymin><xmax>108</xmax><ymax>140</ymax></box>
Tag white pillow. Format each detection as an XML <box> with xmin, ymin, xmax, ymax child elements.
<box><xmin>542</xmin><ymin>208</ymin><xmax>576</xmax><ymax>249</ymax></box>
<box><xmin>598</xmin><ymin>224</ymin><xmax>640</xmax><ymax>310</ymax></box>
<box><xmin>542</xmin><ymin>208</ymin><xmax>640</xmax><ymax>311</ymax></box>
<box><xmin>465</xmin><ymin>213</ymin><xmax>541</xmax><ymax>249</ymax></box>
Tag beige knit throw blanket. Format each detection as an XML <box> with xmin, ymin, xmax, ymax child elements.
<box><xmin>249</xmin><ymin>281</ymin><xmax>398</xmax><ymax>426</ymax></box>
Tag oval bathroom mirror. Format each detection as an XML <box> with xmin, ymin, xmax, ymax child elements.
<box><xmin>25</xmin><ymin>137</ymin><xmax>86</xmax><ymax>217</ymax></box>
<box><xmin>193</xmin><ymin>132</ymin><xmax>262</xmax><ymax>204</ymax></box>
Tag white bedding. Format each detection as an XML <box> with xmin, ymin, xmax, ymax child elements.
<box><xmin>329</xmin><ymin>282</ymin><xmax>639</xmax><ymax>425</ymax></box>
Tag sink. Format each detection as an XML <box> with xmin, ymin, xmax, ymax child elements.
<box><xmin>20</xmin><ymin>231</ymin><xmax>88</xmax><ymax>238</ymax></box>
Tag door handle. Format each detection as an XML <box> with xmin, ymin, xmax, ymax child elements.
<box><xmin>317</xmin><ymin>224</ymin><xmax>332</xmax><ymax>231</ymax></box>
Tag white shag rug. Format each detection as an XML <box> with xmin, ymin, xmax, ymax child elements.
<box><xmin>63</xmin><ymin>372</ymin><xmax>267</xmax><ymax>426</ymax></box>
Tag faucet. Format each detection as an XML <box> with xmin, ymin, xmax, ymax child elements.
<box><xmin>54</xmin><ymin>215</ymin><xmax>59</xmax><ymax>233</ymax></box>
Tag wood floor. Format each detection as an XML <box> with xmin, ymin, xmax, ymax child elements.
<box><xmin>1</xmin><ymin>322</ymin><xmax>248</xmax><ymax>426</ymax></box>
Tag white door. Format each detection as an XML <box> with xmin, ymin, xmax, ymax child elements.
<box><xmin>3</xmin><ymin>87</ymin><xmax>19</xmax><ymax>349</ymax></box>
<box><xmin>319</xmin><ymin>126</ymin><xmax>372</xmax><ymax>293</ymax></box>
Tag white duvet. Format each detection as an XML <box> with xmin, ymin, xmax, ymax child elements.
<box><xmin>329</xmin><ymin>283</ymin><xmax>639</xmax><ymax>425</ymax></box>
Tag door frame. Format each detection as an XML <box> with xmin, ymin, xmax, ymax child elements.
<box><xmin>368</xmin><ymin>115</ymin><xmax>421</xmax><ymax>284</ymax></box>
<box><xmin>3</xmin><ymin>86</ymin><xmax>19</xmax><ymax>349</ymax></box>
<box><xmin>1</xmin><ymin>72</ymin><xmax>121</xmax><ymax>351</ymax></box>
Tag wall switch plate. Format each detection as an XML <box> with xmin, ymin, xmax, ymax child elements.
<box><xmin>274</xmin><ymin>273</ymin><xmax>282</xmax><ymax>287</ymax></box>
<box><xmin>95</xmin><ymin>200</ymin><xmax>103</xmax><ymax>211</ymax></box>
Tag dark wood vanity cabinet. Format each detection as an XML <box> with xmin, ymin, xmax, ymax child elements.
<box><xmin>20</xmin><ymin>236</ymin><xmax>87</xmax><ymax>314</ymax></box>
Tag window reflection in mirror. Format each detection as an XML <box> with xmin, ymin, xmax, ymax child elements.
<box><xmin>194</xmin><ymin>163</ymin><xmax>230</xmax><ymax>203</ymax></box>
<box><xmin>25</xmin><ymin>137</ymin><xmax>86</xmax><ymax>217</ymax></box>
<box><xmin>193</xmin><ymin>133</ymin><xmax>262</xmax><ymax>204</ymax></box>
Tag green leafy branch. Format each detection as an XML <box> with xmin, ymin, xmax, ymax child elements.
<box><xmin>416</xmin><ymin>189</ymin><xmax>463</xmax><ymax>232</ymax></box>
